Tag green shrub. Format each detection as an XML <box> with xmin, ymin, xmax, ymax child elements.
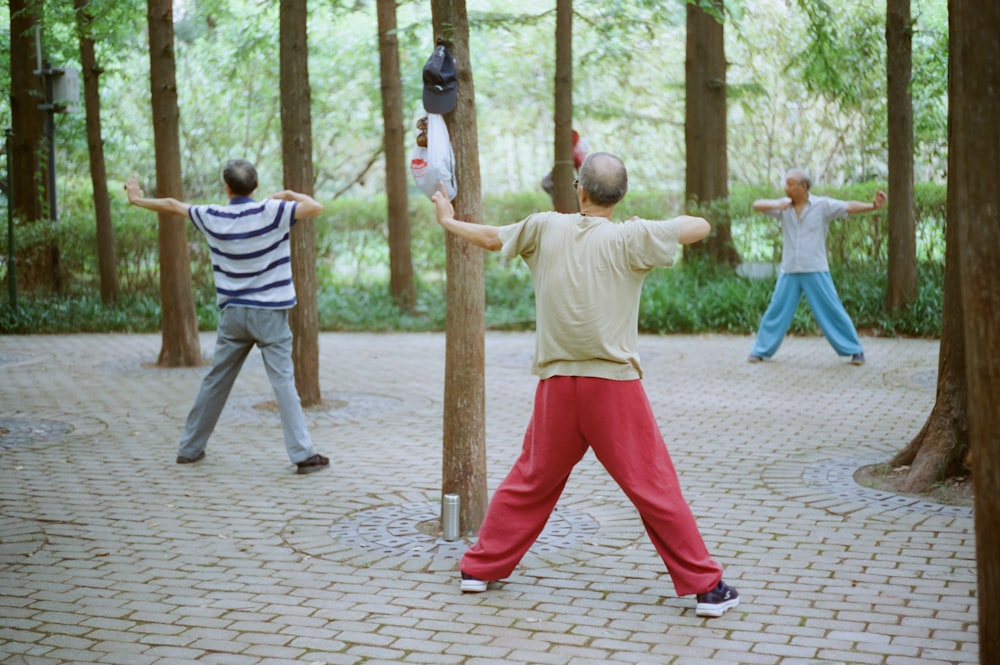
<box><xmin>1</xmin><ymin>185</ymin><xmax>946</xmax><ymax>338</ymax></box>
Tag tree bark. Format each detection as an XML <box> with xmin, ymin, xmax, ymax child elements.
<box><xmin>9</xmin><ymin>0</ymin><xmax>57</xmax><ymax>292</ymax></box>
<box><xmin>147</xmin><ymin>0</ymin><xmax>200</xmax><ymax>367</ymax></box>
<box><xmin>551</xmin><ymin>0</ymin><xmax>577</xmax><ymax>214</ymax></box>
<box><xmin>885</xmin><ymin>0</ymin><xmax>916</xmax><ymax>313</ymax></box>
<box><xmin>376</xmin><ymin>0</ymin><xmax>416</xmax><ymax>311</ymax></box>
<box><xmin>280</xmin><ymin>0</ymin><xmax>321</xmax><ymax>407</ymax></box>
<box><xmin>949</xmin><ymin>0</ymin><xmax>1000</xmax><ymax>656</ymax></box>
<box><xmin>430</xmin><ymin>0</ymin><xmax>488</xmax><ymax>536</ymax></box>
<box><xmin>684</xmin><ymin>0</ymin><xmax>738</xmax><ymax>266</ymax></box>
<box><xmin>889</xmin><ymin>164</ymin><xmax>968</xmax><ymax>491</ymax></box>
<box><xmin>76</xmin><ymin>0</ymin><xmax>119</xmax><ymax>305</ymax></box>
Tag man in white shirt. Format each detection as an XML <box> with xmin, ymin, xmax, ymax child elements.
<box><xmin>748</xmin><ymin>168</ymin><xmax>886</xmax><ymax>365</ymax></box>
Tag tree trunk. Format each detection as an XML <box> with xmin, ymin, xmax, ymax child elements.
<box><xmin>684</xmin><ymin>0</ymin><xmax>738</xmax><ymax>266</ymax></box>
<box><xmin>430</xmin><ymin>0</ymin><xmax>488</xmax><ymax>536</ymax></box>
<box><xmin>9</xmin><ymin>0</ymin><xmax>57</xmax><ymax>292</ymax></box>
<box><xmin>949</xmin><ymin>0</ymin><xmax>1000</xmax><ymax>656</ymax></box>
<box><xmin>885</xmin><ymin>0</ymin><xmax>916</xmax><ymax>313</ymax></box>
<box><xmin>889</xmin><ymin>167</ymin><xmax>968</xmax><ymax>492</ymax></box>
<box><xmin>76</xmin><ymin>0</ymin><xmax>119</xmax><ymax>305</ymax></box>
<box><xmin>376</xmin><ymin>0</ymin><xmax>416</xmax><ymax>311</ymax></box>
<box><xmin>551</xmin><ymin>0</ymin><xmax>577</xmax><ymax>214</ymax></box>
<box><xmin>147</xmin><ymin>0</ymin><xmax>200</xmax><ymax>367</ymax></box>
<box><xmin>280</xmin><ymin>0</ymin><xmax>321</xmax><ymax>407</ymax></box>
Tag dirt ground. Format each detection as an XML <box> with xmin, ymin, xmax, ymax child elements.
<box><xmin>854</xmin><ymin>463</ymin><xmax>974</xmax><ymax>507</ymax></box>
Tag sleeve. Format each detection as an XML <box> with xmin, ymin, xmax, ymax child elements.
<box><xmin>824</xmin><ymin>197</ymin><xmax>851</xmax><ymax>221</ymax></box>
<box><xmin>268</xmin><ymin>199</ymin><xmax>297</xmax><ymax>229</ymax></box>
<box><xmin>188</xmin><ymin>205</ymin><xmax>207</xmax><ymax>233</ymax></box>
<box><xmin>497</xmin><ymin>215</ymin><xmax>542</xmax><ymax>261</ymax></box>
<box><xmin>623</xmin><ymin>218</ymin><xmax>682</xmax><ymax>270</ymax></box>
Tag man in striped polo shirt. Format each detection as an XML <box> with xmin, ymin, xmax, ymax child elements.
<box><xmin>124</xmin><ymin>159</ymin><xmax>330</xmax><ymax>475</ymax></box>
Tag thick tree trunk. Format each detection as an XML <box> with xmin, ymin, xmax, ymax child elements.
<box><xmin>280</xmin><ymin>0</ymin><xmax>321</xmax><ymax>407</ymax></box>
<box><xmin>885</xmin><ymin>0</ymin><xmax>917</xmax><ymax>313</ymax></box>
<box><xmin>431</xmin><ymin>0</ymin><xmax>488</xmax><ymax>536</ymax></box>
<box><xmin>889</xmin><ymin>168</ymin><xmax>968</xmax><ymax>492</ymax></box>
<box><xmin>551</xmin><ymin>0</ymin><xmax>577</xmax><ymax>214</ymax></box>
<box><xmin>147</xmin><ymin>0</ymin><xmax>200</xmax><ymax>367</ymax></box>
<box><xmin>949</xmin><ymin>0</ymin><xmax>1000</xmax><ymax>656</ymax></box>
<box><xmin>9</xmin><ymin>0</ymin><xmax>58</xmax><ymax>292</ymax></box>
<box><xmin>376</xmin><ymin>0</ymin><xmax>416</xmax><ymax>311</ymax></box>
<box><xmin>76</xmin><ymin>0</ymin><xmax>119</xmax><ymax>305</ymax></box>
<box><xmin>684</xmin><ymin>0</ymin><xmax>738</xmax><ymax>266</ymax></box>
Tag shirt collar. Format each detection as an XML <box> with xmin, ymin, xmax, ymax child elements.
<box><xmin>229</xmin><ymin>196</ymin><xmax>256</xmax><ymax>205</ymax></box>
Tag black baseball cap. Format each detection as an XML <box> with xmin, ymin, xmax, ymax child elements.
<box><xmin>422</xmin><ymin>45</ymin><xmax>457</xmax><ymax>114</ymax></box>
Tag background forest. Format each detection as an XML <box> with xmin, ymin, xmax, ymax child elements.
<box><xmin>1</xmin><ymin>0</ymin><xmax>949</xmax><ymax>335</ymax></box>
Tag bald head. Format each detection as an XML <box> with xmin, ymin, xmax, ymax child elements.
<box><xmin>578</xmin><ymin>152</ymin><xmax>628</xmax><ymax>206</ymax></box>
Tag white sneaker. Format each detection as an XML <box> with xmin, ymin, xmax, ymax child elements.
<box><xmin>460</xmin><ymin>572</ymin><xmax>488</xmax><ymax>593</ymax></box>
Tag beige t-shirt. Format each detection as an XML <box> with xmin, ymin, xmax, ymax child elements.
<box><xmin>498</xmin><ymin>212</ymin><xmax>682</xmax><ymax>381</ymax></box>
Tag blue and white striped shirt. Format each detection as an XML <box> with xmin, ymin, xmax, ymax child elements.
<box><xmin>189</xmin><ymin>197</ymin><xmax>298</xmax><ymax>310</ymax></box>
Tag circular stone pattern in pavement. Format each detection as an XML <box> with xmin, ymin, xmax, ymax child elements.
<box><xmin>224</xmin><ymin>391</ymin><xmax>407</xmax><ymax>426</ymax></box>
<box><xmin>0</xmin><ymin>418</ymin><xmax>74</xmax><ymax>451</ymax></box>
<box><xmin>282</xmin><ymin>501</ymin><xmax>602</xmax><ymax>568</ymax></box>
<box><xmin>329</xmin><ymin>502</ymin><xmax>599</xmax><ymax>560</ymax></box>
<box><xmin>803</xmin><ymin>456</ymin><xmax>972</xmax><ymax>518</ymax></box>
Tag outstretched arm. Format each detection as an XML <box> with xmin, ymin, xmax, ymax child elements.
<box><xmin>431</xmin><ymin>183</ymin><xmax>502</xmax><ymax>251</ymax></box>
<box><xmin>271</xmin><ymin>190</ymin><xmax>324</xmax><ymax>219</ymax></box>
<box><xmin>846</xmin><ymin>189</ymin><xmax>887</xmax><ymax>215</ymax></box>
<box><xmin>673</xmin><ymin>215</ymin><xmax>712</xmax><ymax>245</ymax></box>
<box><xmin>752</xmin><ymin>197</ymin><xmax>791</xmax><ymax>213</ymax></box>
<box><xmin>124</xmin><ymin>175</ymin><xmax>190</xmax><ymax>216</ymax></box>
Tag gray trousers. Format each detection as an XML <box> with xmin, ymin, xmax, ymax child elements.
<box><xmin>177</xmin><ymin>307</ymin><xmax>316</xmax><ymax>464</ymax></box>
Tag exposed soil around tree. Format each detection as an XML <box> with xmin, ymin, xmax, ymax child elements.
<box><xmin>854</xmin><ymin>463</ymin><xmax>974</xmax><ymax>507</ymax></box>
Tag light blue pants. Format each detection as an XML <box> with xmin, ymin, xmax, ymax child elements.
<box><xmin>750</xmin><ymin>271</ymin><xmax>863</xmax><ymax>359</ymax></box>
<box><xmin>177</xmin><ymin>306</ymin><xmax>317</xmax><ymax>463</ymax></box>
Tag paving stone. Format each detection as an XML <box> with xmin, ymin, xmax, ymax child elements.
<box><xmin>0</xmin><ymin>332</ymin><xmax>978</xmax><ymax>664</ymax></box>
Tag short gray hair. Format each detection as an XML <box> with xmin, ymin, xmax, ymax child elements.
<box><xmin>785</xmin><ymin>168</ymin><xmax>811</xmax><ymax>190</ymax></box>
<box><xmin>223</xmin><ymin>159</ymin><xmax>258</xmax><ymax>196</ymax></box>
<box><xmin>578</xmin><ymin>152</ymin><xmax>628</xmax><ymax>206</ymax></box>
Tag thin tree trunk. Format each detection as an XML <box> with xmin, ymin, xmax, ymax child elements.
<box><xmin>430</xmin><ymin>0</ymin><xmax>488</xmax><ymax>536</ymax></box>
<box><xmin>147</xmin><ymin>0</ymin><xmax>200</xmax><ymax>367</ymax></box>
<box><xmin>376</xmin><ymin>0</ymin><xmax>416</xmax><ymax>311</ymax></box>
<box><xmin>885</xmin><ymin>0</ymin><xmax>916</xmax><ymax>313</ymax></box>
<box><xmin>684</xmin><ymin>0</ymin><xmax>738</xmax><ymax>266</ymax></box>
<box><xmin>950</xmin><ymin>0</ymin><xmax>1000</xmax><ymax>656</ymax></box>
<box><xmin>551</xmin><ymin>0</ymin><xmax>576</xmax><ymax>214</ymax></box>
<box><xmin>280</xmin><ymin>0</ymin><xmax>321</xmax><ymax>407</ymax></box>
<box><xmin>76</xmin><ymin>0</ymin><xmax>119</xmax><ymax>305</ymax></box>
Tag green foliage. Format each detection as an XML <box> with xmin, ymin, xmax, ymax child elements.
<box><xmin>2</xmin><ymin>182</ymin><xmax>947</xmax><ymax>338</ymax></box>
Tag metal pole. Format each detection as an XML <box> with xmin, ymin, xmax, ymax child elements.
<box><xmin>5</xmin><ymin>128</ymin><xmax>15</xmax><ymax>312</ymax></box>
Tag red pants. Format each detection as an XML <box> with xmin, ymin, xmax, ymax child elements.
<box><xmin>460</xmin><ymin>376</ymin><xmax>723</xmax><ymax>597</ymax></box>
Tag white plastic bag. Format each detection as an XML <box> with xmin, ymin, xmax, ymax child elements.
<box><xmin>410</xmin><ymin>114</ymin><xmax>457</xmax><ymax>201</ymax></box>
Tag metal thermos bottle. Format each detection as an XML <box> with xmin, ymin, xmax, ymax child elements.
<box><xmin>442</xmin><ymin>493</ymin><xmax>460</xmax><ymax>541</ymax></box>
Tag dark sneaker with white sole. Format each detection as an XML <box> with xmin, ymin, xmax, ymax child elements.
<box><xmin>460</xmin><ymin>572</ymin><xmax>489</xmax><ymax>593</ymax></box>
<box><xmin>696</xmin><ymin>580</ymin><xmax>740</xmax><ymax>618</ymax></box>
<box><xmin>851</xmin><ymin>353</ymin><xmax>866</xmax><ymax>365</ymax></box>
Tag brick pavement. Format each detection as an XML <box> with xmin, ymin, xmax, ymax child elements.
<box><xmin>0</xmin><ymin>332</ymin><xmax>976</xmax><ymax>664</ymax></box>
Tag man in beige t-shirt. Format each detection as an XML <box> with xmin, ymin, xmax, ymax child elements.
<box><xmin>432</xmin><ymin>152</ymin><xmax>740</xmax><ymax>618</ymax></box>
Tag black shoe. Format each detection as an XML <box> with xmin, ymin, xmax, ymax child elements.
<box><xmin>850</xmin><ymin>352</ymin><xmax>866</xmax><ymax>365</ymax></box>
<box><xmin>295</xmin><ymin>453</ymin><xmax>330</xmax><ymax>475</ymax></box>
<box><xmin>176</xmin><ymin>450</ymin><xmax>206</xmax><ymax>464</ymax></box>
<box><xmin>460</xmin><ymin>572</ymin><xmax>488</xmax><ymax>593</ymax></box>
<box><xmin>747</xmin><ymin>354</ymin><xmax>764</xmax><ymax>363</ymax></box>
<box><xmin>696</xmin><ymin>580</ymin><xmax>740</xmax><ymax>618</ymax></box>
